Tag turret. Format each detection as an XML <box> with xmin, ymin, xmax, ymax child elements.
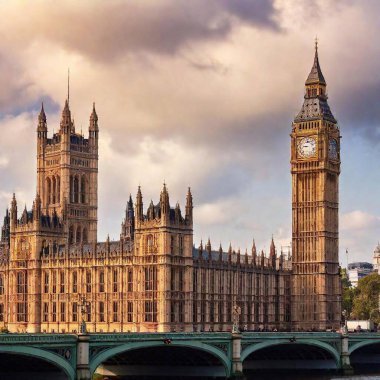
<box><xmin>37</xmin><ymin>103</ymin><xmax>47</xmax><ymax>141</ymax></box>
<box><xmin>251</xmin><ymin>238</ymin><xmax>257</xmax><ymax>266</ymax></box>
<box><xmin>135</xmin><ymin>186</ymin><xmax>143</xmax><ymax>221</ymax></box>
<box><xmin>185</xmin><ymin>187</ymin><xmax>193</xmax><ymax>224</ymax></box>
<box><xmin>206</xmin><ymin>238</ymin><xmax>212</xmax><ymax>261</ymax></box>
<box><xmin>218</xmin><ymin>243</ymin><xmax>223</xmax><ymax>261</ymax></box>
<box><xmin>228</xmin><ymin>243</ymin><xmax>232</xmax><ymax>264</ymax></box>
<box><xmin>33</xmin><ymin>193</ymin><xmax>42</xmax><ymax>224</ymax></box>
<box><xmin>160</xmin><ymin>183</ymin><xmax>170</xmax><ymax>222</ymax></box>
<box><xmin>1</xmin><ymin>208</ymin><xmax>10</xmax><ymax>246</ymax></box>
<box><xmin>270</xmin><ymin>236</ymin><xmax>276</xmax><ymax>267</ymax></box>
<box><xmin>89</xmin><ymin>102</ymin><xmax>99</xmax><ymax>146</ymax></box>
<box><xmin>10</xmin><ymin>193</ymin><xmax>17</xmax><ymax>228</ymax></box>
<box><xmin>60</xmin><ymin>99</ymin><xmax>72</xmax><ymax>135</ymax></box>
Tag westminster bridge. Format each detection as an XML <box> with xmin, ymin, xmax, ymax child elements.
<box><xmin>1</xmin><ymin>332</ymin><xmax>380</xmax><ymax>379</ymax></box>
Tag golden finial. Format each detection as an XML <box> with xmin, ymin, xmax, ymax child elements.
<box><xmin>315</xmin><ymin>36</ymin><xmax>318</xmax><ymax>51</ymax></box>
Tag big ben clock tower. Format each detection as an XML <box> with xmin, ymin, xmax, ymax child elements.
<box><xmin>291</xmin><ymin>42</ymin><xmax>341</xmax><ymax>330</ymax></box>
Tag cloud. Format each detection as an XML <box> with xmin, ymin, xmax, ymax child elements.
<box><xmin>341</xmin><ymin>210</ymin><xmax>380</xmax><ymax>231</ymax></box>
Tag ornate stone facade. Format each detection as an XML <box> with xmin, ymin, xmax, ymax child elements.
<box><xmin>291</xmin><ymin>42</ymin><xmax>341</xmax><ymax>330</ymax></box>
<box><xmin>0</xmin><ymin>45</ymin><xmax>340</xmax><ymax>334</ymax></box>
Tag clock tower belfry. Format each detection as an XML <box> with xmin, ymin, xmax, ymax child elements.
<box><xmin>291</xmin><ymin>42</ymin><xmax>341</xmax><ymax>330</ymax></box>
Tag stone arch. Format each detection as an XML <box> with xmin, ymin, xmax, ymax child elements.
<box><xmin>90</xmin><ymin>340</ymin><xmax>231</xmax><ymax>377</ymax></box>
<box><xmin>349</xmin><ymin>339</ymin><xmax>380</xmax><ymax>355</ymax></box>
<box><xmin>73</xmin><ymin>176</ymin><xmax>79</xmax><ymax>203</ymax></box>
<box><xmin>82</xmin><ymin>228</ymin><xmax>88</xmax><ymax>244</ymax></box>
<box><xmin>0</xmin><ymin>345</ymin><xmax>75</xmax><ymax>380</ymax></box>
<box><xmin>76</xmin><ymin>226</ymin><xmax>81</xmax><ymax>244</ymax></box>
<box><xmin>241</xmin><ymin>339</ymin><xmax>340</xmax><ymax>366</ymax></box>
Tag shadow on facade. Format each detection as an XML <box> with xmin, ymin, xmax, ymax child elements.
<box><xmin>350</xmin><ymin>342</ymin><xmax>380</xmax><ymax>373</ymax></box>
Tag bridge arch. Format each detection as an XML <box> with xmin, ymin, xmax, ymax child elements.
<box><xmin>349</xmin><ymin>339</ymin><xmax>380</xmax><ymax>355</ymax></box>
<box><xmin>241</xmin><ymin>339</ymin><xmax>340</xmax><ymax>367</ymax></box>
<box><xmin>90</xmin><ymin>340</ymin><xmax>231</xmax><ymax>377</ymax></box>
<box><xmin>0</xmin><ymin>345</ymin><xmax>75</xmax><ymax>380</ymax></box>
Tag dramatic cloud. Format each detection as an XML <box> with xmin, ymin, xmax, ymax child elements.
<box><xmin>0</xmin><ymin>0</ymin><xmax>380</xmax><ymax>262</ymax></box>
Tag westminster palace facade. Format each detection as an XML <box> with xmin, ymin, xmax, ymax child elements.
<box><xmin>0</xmin><ymin>44</ymin><xmax>341</xmax><ymax>333</ymax></box>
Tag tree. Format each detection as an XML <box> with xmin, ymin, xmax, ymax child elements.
<box><xmin>341</xmin><ymin>268</ymin><xmax>356</xmax><ymax>317</ymax></box>
<box><xmin>351</xmin><ymin>272</ymin><xmax>380</xmax><ymax>323</ymax></box>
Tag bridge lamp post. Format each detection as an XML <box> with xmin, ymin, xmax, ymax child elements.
<box><xmin>341</xmin><ymin>309</ymin><xmax>348</xmax><ymax>335</ymax></box>
<box><xmin>79</xmin><ymin>296</ymin><xmax>90</xmax><ymax>334</ymax></box>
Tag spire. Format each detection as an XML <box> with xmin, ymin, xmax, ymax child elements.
<box><xmin>60</xmin><ymin>99</ymin><xmax>72</xmax><ymax>133</ymax></box>
<box><xmin>270</xmin><ymin>236</ymin><xmax>276</xmax><ymax>258</ymax></box>
<box><xmin>38</xmin><ymin>103</ymin><xmax>46</xmax><ymax>123</ymax></box>
<box><xmin>89</xmin><ymin>102</ymin><xmax>99</xmax><ymax>132</ymax></box>
<box><xmin>136</xmin><ymin>186</ymin><xmax>143</xmax><ymax>221</ymax></box>
<box><xmin>206</xmin><ymin>237</ymin><xmax>211</xmax><ymax>252</ymax></box>
<box><xmin>219</xmin><ymin>243</ymin><xmax>223</xmax><ymax>261</ymax></box>
<box><xmin>160</xmin><ymin>182</ymin><xmax>170</xmax><ymax>217</ymax></box>
<box><xmin>305</xmin><ymin>38</ymin><xmax>326</xmax><ymax>86</ymax></box>
<box><xmin>185</xmin><ymin>187</ymin><xmax>193</xmax><ymax>224</ymax></box>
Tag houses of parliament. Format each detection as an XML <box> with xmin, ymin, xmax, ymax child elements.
<box><xmin>0</xmin><ymin>44</ymin><xmax>342</xmax><ymax>334</ymax></box>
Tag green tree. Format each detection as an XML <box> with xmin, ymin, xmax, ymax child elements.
<box><xmin>341</xmin><ymin>268</ymin><xmax>356</xmax><ymax>317</ymax></box>
<box><xmin>351</xmin><ymin>272</ymin><xmax>380</xmax><ymax>323</ymax></box>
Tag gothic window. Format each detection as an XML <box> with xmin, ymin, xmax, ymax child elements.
<box><xmin>127</xmin><ymin>301</ymin><xmax>133</xmax><ymax>323</ymax></box>
<box><xmin>17</xmin><ymin>302</ymin><xmax>27</xmax><ymax>322</ymax></box>
<box><xmin>0</xmin><ymin>275</ymin><xmax>4</xmax><ymax>295</ymax></box>
<box><xmin>127</xmin><ymin>269</ymin><xmax>133</xmax><ymax>292</ymax></box>
<box><xmin>69</xmin><ymin>226</ymin><xmax>74</xmax><ymax>244</ymax></box>
<box><xmin>76</xmin><ymin>227</ymin><xmax>81</xmax><ymax>244</ymax></box>
<box><xmin>113</xmin><ymin>269</ymin><xmax>118</xmax><ymax>293</ymax></box>
<box><xmin>72</xmin><ymin>302</ymin><xmax>78</xmax><ymax>322</ymax></box>
<box><xmin>99</xmin><ymin>301</ymin><xmax>105</xmax><ymax>322</ymax></box>
<box><xmin>52</xmin><ymin>176</ymin><xmax>56</xmax><ymax>204</ymax></box>
<box><xmin>145</xmin><ymin>267</ymin><xmax>157</xmax><ymax>291</ymax></box>
<box><xmin>81</xmin><ymin>175</ymin><xmax>86</xmax><ymax>204</ymax></box>
<box><xmin>171</xmin><ymin>268</ymin><xmax>176</xmax><ymax>291</ymax></box>
<box><xmin>82</xmin><ymin>228</ymin><xmax>88</xmax><ymax>244</ymax></box>
<box><xmin>60</xmin><ymin>302</ymin><xmax>66</xmax><ymax>322</ymax></box>
<box><xmin>73</xmin><ymin>176</ymin><xmax>79</xmax><ymax>203</ymax></box>
<box><xmin>99</xmin><ymin>271</ymin><xmax>105</xmax><ymax>293</ymax></box>
<box><xmin>52</xmin><ymin>302</ymin><xmax>57</xmax><ymax>322</ymax></box>
<box><xmin>0</xmin><ymin>304</ymin><xmax>3</xmax><ymax>322</ymax></box>
<box><xmin>179</xmin><ymin>301</ymin><xmax>184</xmax><ymax>323</ymax></box>
<box><xmin>86</xmin><ymin>271</ymin><xmax>91</xmax><ymax>293</ymax></box>
<box><xmin>52</xmin><ymin>271</ymin><xmax>57</xmax><ymax>293</ymax></box>
<box><xmin>44</xmin><ymin>272</ymin><xmax>49</xmax><ymax>293</ymax></box>
<box><xmin>144</xmin><ymin>301</ymin><xmax>157</xmax><ymax>322</ymax></box>
<box><xmin>47</xmin><ymin>178</ymin><xmax>51</xmax><ymax>204</ymax></box>
<box><xmin>16</xmin><ymin>272</ymin><xmax>26</xmax><ymax>294</ymax></box>
<box><xmin>70</xmin><ymin>176</ymin><xmax>74</xmax><ymax>203</ymax></box>
<box><xmin>170</xmin><ymin>236</ymin><xmax>174</xmax><ymax>255</ymax></box>
<box><xmin>43</xmin><ymin>303</ymin><xmax>48</xmax><ymax>322</ymax></box>
<box><xmin>72</xmin><ymin>271</ymin><xmax>78</xmax><ymax>293</ymax></box>
<box><xmin>113</xmin><ymin>301</ymin><xmax>118</xmax><ymax>322</ymax></box>
<box><xmin>57</xmin><ymin>175</ymin><xmax>61</xmax><ymax>203</ymax></box>
<box><xmin>60</xmin><ymin>271</ymin><xmax>65</xmax><ymax>293</ymax></box>
<box><xmin>179</xmin><ymin>235</ymin><xmax>183</xmax><ymax>255</ymax></box>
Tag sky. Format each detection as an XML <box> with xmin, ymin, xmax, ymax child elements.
<box><xmin>0</xmin><ymin>0</ymin><xmax>380</xmax><ymax>265</ymax></box>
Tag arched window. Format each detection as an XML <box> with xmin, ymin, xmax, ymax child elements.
<box><xmin>17</xmin><ymin>272</ymin><xmax>26</xmax><ymax>294</ymax></box>
<box><xmin>70</xmin><ymin>176</ymin><xmax>74</xmax><ymax>203</ymax></box>
<box><xmin>82</xmin><ymin>228</ymin><xmax>88</xmax><ymax>244</ymax></box>
<box><xmin>69</xmin><ymin>226</ymin><xmax>74</xmax><ymax>244</ymax></box>
<box><xmin>76</xmin><ymin>227</ymin><xmax>81</xmax><ymax>244</ymax></box>
<box><xmin>74</xmin><ymin>176</ymin><xmax>79</xmax><ymax>203</ymax></box>
<box><xmin>52</xmin><ymin>176</ymin><xmax>56</xmax><ymax>204</ymax></box>
<box><xmin>0</xmin><ymin>275</ymin><xmax>4</xmax><ymax>295</ymax></box>
<box><xmin>47</xmin><ymin>178</ymin><xmax>51</xmax><ymax>204</ymax></box>
<box><xmin>57</xmin><ymin>175</ymin><xmax>61</xmax><ymax>203</ymax></box>
<box><xmin>81</xmin><ymin>175</ymin><xmax>86</xmax><ymax>204</ymax></box>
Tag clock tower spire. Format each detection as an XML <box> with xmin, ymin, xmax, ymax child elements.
<box><xmin>291</xmin><ymin>42</ymin><xmax>341</xmax><ymax>330</ymax></box>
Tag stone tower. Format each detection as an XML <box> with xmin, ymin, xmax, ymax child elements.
<box><xmin>291</xmin><ymin>42</ymin><xmax>341</xmax><ymax>330</ymax></box>
<box><xmin>36</xmin><ymin>101</ymin><xmax>99</xmax><ymax>244</ymax></box>
<box><xmin>132</xmin><ymin>185</ymin><xmax>194</xmax><ymax>332</ymax></box>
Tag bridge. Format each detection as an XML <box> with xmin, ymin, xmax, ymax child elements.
<box><xmin>1</xmin><ymin>332</ymin><xmax>380</xmax><ymax>379</ymax></box>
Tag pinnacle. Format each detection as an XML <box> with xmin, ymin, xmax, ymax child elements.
<box><xmin>305</xmin><ymin>41</ymin><xmax>326</xmax><ymax>85</ymax></box>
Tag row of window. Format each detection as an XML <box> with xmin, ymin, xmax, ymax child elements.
<box><xmin>43</xmin><ymin>270</ymin><xmax>134</xmax><ymax>294</ymax></box>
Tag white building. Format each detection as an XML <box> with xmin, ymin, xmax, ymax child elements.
<box><xmin>348</xmin><ymin>262</ymin><xmax>373</xmax><ymax>287</ymax></box>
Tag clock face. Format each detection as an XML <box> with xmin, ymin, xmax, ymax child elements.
<box><xmin>297</xmin><ymin>136</ymin><xmax>317</xmax><ymax>158</ymax></box>
<box><xmin>329</xmin><ymin>139</ymin><xmax>338</xmax><ymax>160</ymax></box>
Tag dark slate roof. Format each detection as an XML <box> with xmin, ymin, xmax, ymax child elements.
<box><xmin>295</xmin><ymin>97</ymin><xmax>336</xmax><ymax>123</ymax></box>
<box><xmin>305</xmin><ymin>49</ymin><xmax>326</xmax><ymax>85</ymax></box>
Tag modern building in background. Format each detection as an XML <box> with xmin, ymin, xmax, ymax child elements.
<box><xmin>347</xmin><ymin>262</ymin><xmax>373</xmax><ymax>287</ymax></box>
<box><xmin>0</xmin><ymin>44</ymin><xmax>341</xmax><ymax>333</ymax></box>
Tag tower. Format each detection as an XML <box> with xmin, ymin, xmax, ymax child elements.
<box><xmin>291</xmin><ymin>42</ymin><xmax>341</xmax><ymax>330</ymax></box>
<box><xmin>36</xmin><ymin>100</ymin><xmax>99</xmax><ymax>244</ymax></box>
